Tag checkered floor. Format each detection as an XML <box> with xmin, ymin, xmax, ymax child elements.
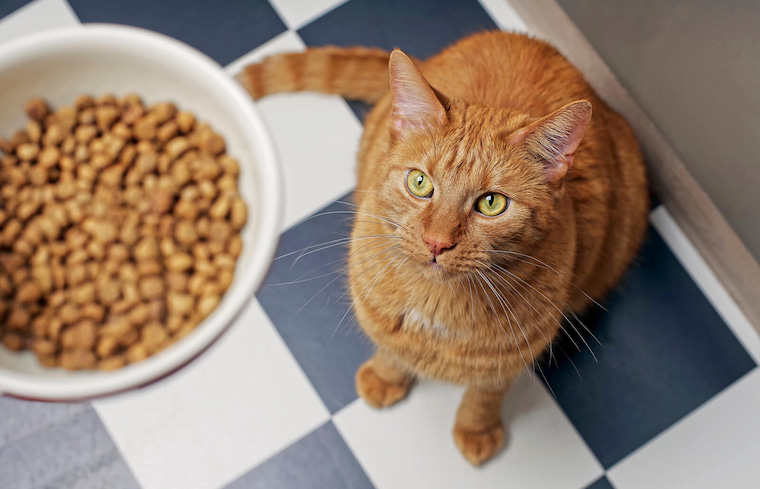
<box><xmin>1</xmin><ymin>0</ymin><xmax>759</xmax><ymax>488</ymax></box>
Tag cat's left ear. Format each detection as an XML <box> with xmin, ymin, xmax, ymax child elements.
<box><xmin>388</xmin><ymin>49</ymin><xmax>447</xmax><ymax>140</ymax></box>
<box><xmin>508</xmin><ymin>100</ymin><xmax>592</xmax><ymax>184</ymax></box>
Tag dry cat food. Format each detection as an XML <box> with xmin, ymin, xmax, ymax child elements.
<box><xmin>0</xmin><ymin>94</ymin><xmax>247</xmax><ymax>371</ymax></box>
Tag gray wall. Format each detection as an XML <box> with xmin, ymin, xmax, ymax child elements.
<box><xmin>557</xmin><ymin>0</ymin><xmax>760</xmax><ymax>262</ymax></box>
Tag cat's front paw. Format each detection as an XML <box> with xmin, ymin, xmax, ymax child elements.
<box><xmin>453</xmin><ymin>423</ymin><xmax>505</xmax><ymax>466</ymax></box>
<box><xmin>355</xmin><ymin>361</ymin><xmax>411</xmax><ymax>408</ymax></box>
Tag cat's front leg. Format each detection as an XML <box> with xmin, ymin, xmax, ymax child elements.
<box><xmin>356</xmin><ymin>348</ymin><xmax>414</xmax><ymax>408</ymax></box>
<box><xmin>453</xmin><ymin>383</ymin><xmax>512</xmax><ymax>466</ymax></box>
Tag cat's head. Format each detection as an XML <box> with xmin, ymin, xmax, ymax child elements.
<box><xmin>368</xmin><ymin>50</ymin><xmax>591</xmax><ymax>278</ymax></box>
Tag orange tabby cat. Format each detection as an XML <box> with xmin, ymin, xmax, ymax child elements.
<box><xmin>239</xmin><ymin>31</ymin><xmax>649</xmax><ymax>465</ymax></box>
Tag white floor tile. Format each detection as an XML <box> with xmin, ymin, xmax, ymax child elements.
<box><xmin>334</xmin><ymin>376</ymin><xmax>603</xmax><ymax>489</ymax></box>
<box><xmin>256</xmin><ymin>92</ymin><xmax>361</xmax><ymax>229</ymax></box>
<box><xmin>225</xmin><ymin>30</ymin><xmax>305</xmax><ymax>77</ymax></box>
<box><xmin>268</xmin><ymin>0</ymin><xmax>348</xmax><ymax>30</ymax></box>
<box><xmin>0</xmin><ymin>0</ymin><xmax>80</xmax><ymax>45</ymax></box>
<box><xmin>226</xmin><ymin>31</ymin><xmax>362</xmax><ymax>230</ymax></box>
<box><xmin>93</xmin><ymin>300</ymin><xmax>330</xmax><ymax>489</ymax></box>
<box><xmin>650</xmin><ymin>207</ymin><xmax>760</xmax><ymax>363</ymax></box>
<box><xmin>481</xmin><ymin>0</ymin><xmax>529</xmax><ymax>33</ymax></box>
<box><xmin>608</xmin><ymin>369</ymin><xmax>760</xmax><ymax>489</ymax></box>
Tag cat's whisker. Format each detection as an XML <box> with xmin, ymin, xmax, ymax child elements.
<box><xmin>330</xmin><ymin>245</ymin><xmax>404</xmax><ymax>305</ymax></box>
<box><xmin>465</xmin><ymin>273</ymin><xmax>476</xmax><ymax>331</ymax></box>
<box><xmin>485</xmin><ymin>261</ymin><xmax>582</xmax><ymax>356</ymax></box>
<box><xmin>275</xmin><ymin>238</ymin><xmax>397</xmax><ymax>285</ymax></box>
<box><xmin>333</xmin><ymin>252</ymin><xmax>404</xmax><ymax>339</ymax></box>
<box><xmin>475</xmin><ymin>264</ymin><xmax>537</xmax><ymax>377</ymax></box>
<box><xmin>289</xmin><ymin>234</ymin><xmax>401</xmax><ymax>267</ymax></box>
<box><xmin>480</xmin><ymin>263</ymin><xmax>555</xmax><ymax>354</ymax></box>
<box><xmin>333</xmin><ymin>202</ymin><xmax>408</xmax><ymax>230</ymax></box>
<box><xmin>293</xmin><ymin>244</ymin><xmax>402</xmax><ymax>314</ymax></box>
<box><xmin>474</xmin><ymin>268</ymin><xmax>532</xmax><ymax>378</ymax></box>
<box><xmin>534</xmin><ymin>362</ymin><xmax>557</xmax><ymax>399</ymax></box>
<box><xmin>483</xmin><ymin>249</ymin><xmax>607</xmax><ymax>312</ymax></box>
<box><xmin>492</xmin><ymin>263</ymin><xmax>598</xmax><ymax>362</ymax></box>
<box><xmin>275</xmin><ymin>233</ymin><xmax>395</xmax><ymax>261</ymax></box>
<box><xmin>293</xmin><ymin>209</ymin><xmax>401</xmax><ymax>232</ymax></box>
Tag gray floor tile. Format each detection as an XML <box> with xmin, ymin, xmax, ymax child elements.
<box><xmin>225</xmin><ymin>421</ymin><xmax>373</xmax><ymax>489</ymax></box>
<box><xmin>0</xmin><ymin>400</ymin><xmax>139</xmax><ymax>489</ymax></box>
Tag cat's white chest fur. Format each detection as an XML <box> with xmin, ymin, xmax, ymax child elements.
<box><xmin>403</xmin><ymin>308</ymin><xmax>470</xmax><ymax>339</ymax></box>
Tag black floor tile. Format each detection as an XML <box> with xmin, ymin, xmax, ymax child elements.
<box><xmin>298</xmin><ymin>0</ymin><xmax>498</xmax><ymax>122</ymax></box>
<box><xmin>257</xmin><ymin>194</ymin><xmax>375</xmax><ymax>414</ymax></box>
<box><xmin>585</xmin><ymin>475</ymin><xmax>616</xmax><ymax>489</ymax></box>
<box><xmin>298</xmin><ymin>0</ymin><xmax>497</xmax><ymax>59</ymax></box>
<box><xmin>67</xmin><ymin>0</ymin><xmax>287</xmax><ymax>66</ymax></box>
<box><xmin>0</xmin><ymin>0</ymin><xmax>31</xmax><ymax>20</ymax></box>
<box><xmin>542</xmin><ymin>226</ymin><xmax>756</xmax><ymax>468</ymax></box>
<box><xmin>225</xmin><ymin>421</ymin><xmax>374</xmax><ymax>489</ymax></box>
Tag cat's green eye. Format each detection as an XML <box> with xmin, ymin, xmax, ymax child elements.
<box><xmin>476</xmin><ymin>193</ymin><xmax>509</xmax><ymax>217</ymax></box>
<box><xmin>406</xmin><ymin>169</ymin><xmax>434</xmax><ymax>198</ymax></box>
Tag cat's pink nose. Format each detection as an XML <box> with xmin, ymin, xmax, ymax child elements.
<box><xmin>424</xmin><ymin>236</ymin><xmax>455</xmax><ymax>258</ymax></box>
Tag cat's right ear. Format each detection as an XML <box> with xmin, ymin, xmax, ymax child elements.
<box><xmin>508</xmin><ymin>100</ymin><xmax>592</xmax><ymax>184</ymax></box>
<box><xmin>388</xmin><ymin>50</ymin><xmax>447</xmax><ymax>140</ymax></box>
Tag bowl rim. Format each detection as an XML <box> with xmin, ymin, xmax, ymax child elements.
<box><xmin>0</xmin><ymin>24</ymin><xmax>283</xmax><ymax>400</ymax></box>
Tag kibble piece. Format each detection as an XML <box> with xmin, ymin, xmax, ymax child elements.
<box><xmin>187</xmin><ymin>273</ymin><xmax>204</xmax><ymax>296</ymax></box>
<box><xmin>147</xmin><ymin>299</ymin><xmax>166</xmax><ymax>321</ymax></box>
<box><xmin>133</xmin><ymin>116</ymin><xmax>157</xmax><ymax>140</ymax></box>
<box><xmin>149</xmin><ymin>189</ymin><xmax>173</xmax><ymax>214</ymax></box>
<box><xmin>142</xmin><ymin>322</ymin><xmax>168</xmax><ymax>353</ymax></box>
<box><xmin>150</xmin><ymin>102</ymin><xmax>177</xmax><ymax>124</ymax></box>
<box><xmin>199</xmin><ymin>131</ymin><xmax>226</xmax><ymax>155</ymax></box>
<box><xmin>98</xmin><ymin>279</ymin><xmax>121</xmax><ymax>305</ymax></box>
<box><xmin>7</xmin><ymin>307</ymin><xmax>30</xmax><ymax>330</ymax></box>
<box><xmin>166</xmin><ymin>272</ymin><xmax>188</xmax><ymax>292</ymax></box>
<box><xmin>42</xmin><ymin>124</ymin><xmax>66</xmax><ymax>146</ymax></box>
<box><xmin>16</xmin><ymin>280</ymin><xmax>41</xmax><ymax>302</ymax></box>
<box><xmin>126</xmin><ymin>343</ymin><xmax>148</xmax><ymax>364</ymax></box>
<box><xmin>119</xmin><ymin>328</ymin><xmax>140</xmax><ymax>347</ymax></box>
<box><xmin>3</xmin><ymin>333</ymin><xmax>25</xmax><ymax>351</ymax></box>
<box><xmin>61</xmin><ymin>319</ymin><xmax>97</xmax><ymax>350</ymax></box>
<box><xmin>228</xmin><ymin>235</ymin><xmax>243</xmax><ymax>258</ymax></box>
<box><xmin>209</xmin><ymin>220</ymin><xmax>231</xmax><ymax>242</ymax></box>
<box><xmin>157</xmin><ymin>121</ymin><xmax>178</xmax><ymax>143</ymax></box>
<box><xmin>60</xmin><ymin>349</ymin><xmax>96</xmax><ymax>370</ymax></box>
<box><xmin>218</xmin><ymin>269</ymin><xmax>234</xmax><ymax>290</ymax></box>
<box><xmin>25</xmin><ymin>98</ymin><xmax>49</xmax><ymax>122</ymax></box>
<box><xmin>166</xmin><ymin>252</ymin><xmax>193</xmax><ymax>272</ymax></box>
<box><xmin>134</xmin><ymin>236</ymin><xmax>159</xmax><ymax>260</ymax></box>
<box><xmin>99</xmin><ymin>355</ymin><xmax>126</xmax><ymax>371</ymax></box>
<box><xmin>137</xmin><ymin>259</ymin><xmax>162</xmax><ymax>277</ymax></box>
<box><xmin>173</xmin><ymin>199</ymin><xmax>198</xmax><ymax>220</ymax></box>
<box><xmin>81</xmin><ymin>303</ymin><xmax>106</xmax><ymax>322</ymax></box>
<box><xmin>176</xmin><ymin>111</ymin><xmax>195</xmax><ymax>133</ymax></box>
<box><xmin>165</xmin><ymin>137</ymin><xmax>190</xmax><ymax>159</ymax></box>
<box><xmin>26</xmin><ymin>121</ymin><xmax>42</xmax><ymax>143</ymax></box>
<box><xmin>70</xmin><ymin>282</ymin><xmax>95</xmax><ymax>304</ymax></box>
<box><xmin>95</xmin><ymin>93</ymin><xmax>117</xmax><ymax>107</ymax></box>
<box><xmin>16</xmin><ymin>142</ymin><xmax>40</xmax><ymax>161</ymax></box>
<box><xmin>75</xmin><ymin>94</ymin><xmax>95</xmax><ymax>110</ymax></box>
<box><xmin>167</xmin><ymin>292</ymin><xmax>194</xmax><ymax>316</ymax></box>
<box><xmin>174</xmin><ymin>220</ymin><xmax>197</xmax><ymax>245</ymax></box>
<box><xmin>32</xmin><ymin>339</ymin><xmax>57</xmax><ymax>357</ymax></box>
<box><xmin>139</xmin><ymin>276</ymin><xmax>164</xmax><ymax>300</ymax></box>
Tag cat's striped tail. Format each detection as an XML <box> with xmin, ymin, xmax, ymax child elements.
<box><xmin>236</xmin><ymin>46</ymin><xmax>391</xmax><ymax>104</ymax></box>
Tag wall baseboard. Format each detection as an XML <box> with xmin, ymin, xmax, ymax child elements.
<box><xmin>507</xmin><ymin>0</ymin><xmax>760</xmax><ymax>333</ymax></box>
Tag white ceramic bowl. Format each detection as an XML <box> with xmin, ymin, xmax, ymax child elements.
<box><xmin>0</xmin><ymin>25</ymin><xmax>282</xmax><ymax>400</ymax></box>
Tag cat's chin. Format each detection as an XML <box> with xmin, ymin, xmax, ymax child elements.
<box><xmin>421</xmin><ymin>259</ymin><xmax>459</xmax><ymax>281</ymax></box>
